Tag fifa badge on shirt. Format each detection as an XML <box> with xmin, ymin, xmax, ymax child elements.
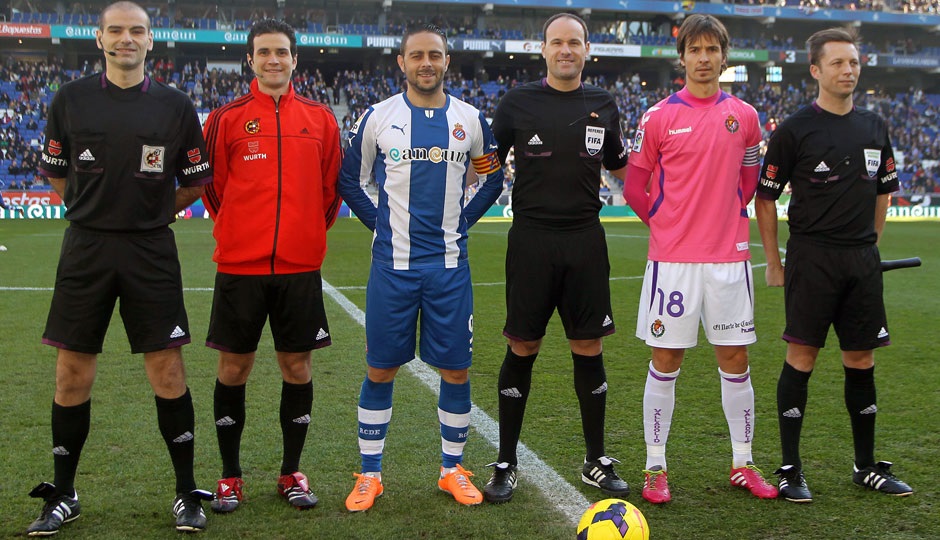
<box><xmin>864</xmin><ymin>148</ymin><xmax>881</xmax><ymax>178</ymax></box>
<box><xmin>585</xmin><ymin>125</ymin><xmax>604</xmax><ymax>156</ymax></box>
<box><xmin>140</xmin><ymin>145</ymin><xmax>165</xmax><ymax>173</ymax></box>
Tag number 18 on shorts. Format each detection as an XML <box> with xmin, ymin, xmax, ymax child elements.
<box><xmin>634</xmin><ymin>261</ymin><xmax>756</xmax><ymax>348</ymax></box>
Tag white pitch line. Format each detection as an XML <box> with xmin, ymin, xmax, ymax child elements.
<box><xmin>320</xmin><ymin>278</ymin><xmax>591</xmax><ymax>525</ymax></box>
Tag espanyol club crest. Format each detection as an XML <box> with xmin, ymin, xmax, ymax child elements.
<box><xmin>140</xmin><ymin>145</ymin><xmax>165</xmax><ymax>173</ymax></box>
<box><xmin>452</xmin><ymin>123</ymin><xmax>466</xmax><ymax>141</ymax></box>
<box><xmin>48</xmin><ymin>139</ymin><xmax>62</xmax><ymax>156</ymax></box>
<box><xmin>348</xmin><ymin>112</ymin><xmax>367</xmax><ymax>142</ymax></box>
<box><xmin>725</xmin><ymin>114</ymin><xmax>739</xmax><ymax>133</ymax></box>
<box><xmin>585</xmin><ymin>125</ymin><xmax>604</xmax><ymax>156</ymax></box>
<box><xmin>864</xmin><ymin>148</ymin><xmax>882</xmax><ymax>178</ymax></box>
<box><xmin>187</xmin><ymin>148</ymin><xmax>201</xmax><ymax>164</ymax></box>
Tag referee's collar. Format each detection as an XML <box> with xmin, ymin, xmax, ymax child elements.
<box><xmin>99</xmin><ymin>72</ymin><xmax>151</xmax><ymax>92</ymax></box>
<box><xmin>811</xmin><ymin>100</ymin><xmax>856</xmax><ymax>114</ymax></box>
<box><xmin>541</xmin><ymin>77</ymin><xmax>583</xmax><ymax>92</ymax></box>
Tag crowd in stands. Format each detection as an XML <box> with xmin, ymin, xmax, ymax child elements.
<box><xmin>0</xmin><ymin>60</ymin><xmax>66</xmax><ymax>190</ymax></box>
<box><xmin>735</xmin><ymin>0</ymin><xmax>940</xmax><ymax>14</ymax></box>
<box><xmin>1</xmin><ymin>59</ymin><xmax>938</xmax><ymax>197</ymax></box>
<box><xmin>11</xmin><ymin>6</ymin><xmax>940</xmax><ymax>56</ymax></box>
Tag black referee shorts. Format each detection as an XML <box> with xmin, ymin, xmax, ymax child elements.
<box><xmin>503</xmin><ymin>221</ymin><xmax>615</xmax><ymax>342</ymax></box>
<box><xmin>42</xmin><ymin>225</ymin><xmax>191</xmax><ymax>354</ymax></box>
<box><xmin>783</xmin><ymin>240</ymin><xmax>889</xmax><ymax>351</ymax></box>
<box><xmin>206</xmin><ymin>270</ymin><xmax>331</xmax><ymax>354</ymax></box>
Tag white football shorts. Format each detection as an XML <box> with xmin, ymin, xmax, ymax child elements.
<box><xmin>635</xmin><ymin>260</ymin><xmax>756</xmax><ymax>348</ymax></box>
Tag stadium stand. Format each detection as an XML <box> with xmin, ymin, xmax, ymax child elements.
<box><xmin>1</xmin><ymin>58</ymin><xmax>938</xmax><ymax>195</ymax></box>
<box><xmin>2</xmin><ymin>0</ymin><xmax>939</xmax><ymax>194</ymax></box>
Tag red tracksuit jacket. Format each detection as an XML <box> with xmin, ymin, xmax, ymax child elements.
<box><xmin>202</xmin><ymin>78</ymin><xmax>342</xmax><ymax>275</ymax></box>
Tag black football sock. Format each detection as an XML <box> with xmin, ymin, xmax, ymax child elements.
<box><xmin>155</xmin><ymin>388</ymin><xmax>197</xmax><ymax>494</ymax></box>
<box><xmin>497</xmin><ymin>346</ymin><xmax>537</xmax><ymax>465</ymax></box>
<box><xmin>573</xmin><ymin>352</ymin><xmax>607</xmax><ymax>461</ymax></box>
<box><xmin>280</xmin><ymin>380</ymin><xmax>313</xmax><ymax>476</ymax></box>
<box><xmin>844</xmin><ymin>365</ymin><xmax>877</xmax><ymax>469</ymax></box>
<box><xmin>51</xmin><ymin>399</ymin><xmax>90</xmax><ymax>498</ymax></box>
<box><xmin>214</xmin><ymin>380</ymin><xmax>246</xmax><ymax>479</ymax></box>
<box><xmin>777</xmin><ymin>362</ymin><xmax>812</xmax><ymax>470</ymax></box>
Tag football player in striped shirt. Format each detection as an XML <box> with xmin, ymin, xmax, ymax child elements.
<box><xmin>338</xmin><ymin>24</ymin><xmax>504</xmax><ymax>512</ymax></box>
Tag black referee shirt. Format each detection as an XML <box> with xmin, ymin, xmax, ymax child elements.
<box><xmin>758</xmin><ymin>103</ymin><xmax>899</xmax><ymax>248</ymax></box>
<box><xmin>492</xmin><ymin>79</ymin><xmax>628</xmax><ymax>228</ymax></box>
<box><xmin>40</xmin><ymin>73</ymin><xmax>212</xmax><ymax>232</ymax></box>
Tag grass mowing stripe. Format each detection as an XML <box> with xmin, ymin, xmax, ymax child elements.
<box><xmin>321</xmin><ymin>278</ymin><xmax>591</xmax><ymax>525</ymax></box>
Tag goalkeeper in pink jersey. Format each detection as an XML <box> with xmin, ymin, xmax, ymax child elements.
<box><xmin>623</xmin><ymin>14</ymin><xmax>777</xmax><ymax>504</ymax></box>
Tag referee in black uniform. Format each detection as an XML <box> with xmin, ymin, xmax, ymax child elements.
<box><xmin>755</xmin><ymin>27</ymin><xmax>913</xmax><ymax>503</ymax></box>
<box><xmin>26</xmin><ymin>2</ymin><xmax>213</xmax><ymax>535</ymax></box>
<box><xmin>482</xmin><ymin>12</ymin><xmax>630</xmax><ymax>503</ymax></box>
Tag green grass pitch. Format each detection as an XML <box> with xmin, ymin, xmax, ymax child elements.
<box><xmin>0</xmin><ymin>217</ymin><xmax>937</xmax><ymax>539</ymax></box>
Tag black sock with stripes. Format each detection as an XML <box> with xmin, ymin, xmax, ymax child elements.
<box><xmin>51</xmin><ymin>399</ymin><xmax>90</xmax><ymax>498</ymax></box>
<box><xmin>496</xmin><ymin>347</ymin><xmax>537</xmax><ymax>465</ymax></box>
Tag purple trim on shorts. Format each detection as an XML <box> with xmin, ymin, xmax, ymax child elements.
<box><xmin>41</xmin><ymin>338</ymin><xmax>101</xmax><ymax>354</ymax></box>
<box><xmin>166</xmin><ymin>337</ymin><xmax>191</xmax><ymax>349</ymax></box>
<box><xmin>648</xmin><ymin>369</ymin><xmax>678</xmax><ymax>382</ymax></box>
<box><xmin>721</xmin><ymin>373</ymin><xmax>751</xmax><ymax>383</ymax></box>
<box><xmin>648</xmin><ymin>261</ymin><xmax>659</xmax><ymax>312</ymax></box>
<box><xmin>205</xmin><ymin>340</ymin><xmax>235</xmax><ymax>352</ymax></box>
<box><xmin>744</xmin><ymin>261</ymin><xmax>753</xmax><ymax>304</ymax></box>
<box><xmin>782</xmin><ymin>333</ymin><xmax>813</xmax><ymax>346</ymax></box>
<box><xmin>41</xmin><ymin>338</ymin><xmax>68</xmax><ymax>349</ymax></box>
<box><xmin>783</xmin><ymin>335</ymin><xmax>890</xmax><ymax>349</ymax></box>
<box><xmin>503</xmin><ymin>330</ymin><xmax>542</xmax><ymax>342</ymax></box>
<box><xmin>313</xmin><ymin>339</ymin><xmax>332</xmax><ymax>350</ymax></box>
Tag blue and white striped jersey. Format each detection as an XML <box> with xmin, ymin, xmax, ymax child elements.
<box><xmin>339</xmin><ymin>92</ymin><xmax>503</xmax><ymax>270</ymax></box>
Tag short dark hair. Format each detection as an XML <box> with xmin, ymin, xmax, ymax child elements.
<box><xmin>806</xmin><ymin>27</ymin><xmax>859</xmax><ymax>67</ymax></box>
<box><xmin>676</xmin><ymin>14</ymin><xmax>730</xmax><ymax>70</ymax></box>
<box><xmin>541</xmin><ymin>13</ymin><xmax>588</xmax><ymax>43</ymax></box>
<box><xmin>99</xmin><ymin>1</ymin><xmax>150</xmax><ymax>31</ymax></box>
<box><xmin>400</xmin><ymin>24</ymin><xmax>447</xmax><ymax>56</ymax></box>
<box><xmin>247</xmin><ymin>19</ymin><xmax>297</xmax><ymax>57</ymax></box>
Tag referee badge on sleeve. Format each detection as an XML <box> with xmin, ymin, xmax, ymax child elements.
<box><xmin>585</xmin><ymin>125</ymin><xmax>604</xmax><ymax>156</ymax></box>
<box><xmin>864</xmin><ymin>148</ymin><xmax>881</xmax><ymax>178</ymax></box>
<box><xmin>140</xmin><ymin>145</ymin><xmax>166</xmax><ymax>173</ymax></box>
